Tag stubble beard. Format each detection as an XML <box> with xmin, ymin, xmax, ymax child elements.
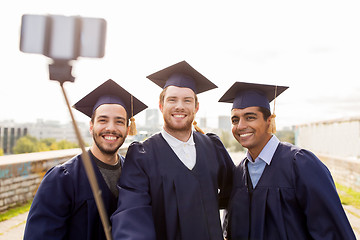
<box><xmin>93</xmin><ymin>131</ymin><xmax>124</xmax><ymax>155</ymax></box>
<box><xmin>163</xmin><ymin>115</ymin><xmax>194</xmax><ymax>135</ymax></box>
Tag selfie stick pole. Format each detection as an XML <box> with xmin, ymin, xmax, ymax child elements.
<box><xmin>53</xmin><ymin>62</ymin><xmax>113</xmax><ymax>240</ymax></box>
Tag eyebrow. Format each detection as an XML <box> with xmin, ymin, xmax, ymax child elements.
<box><xmin>166</xmin><ymin>95</ymin><xmax>194</xmax><ymax>99</ymax></box>
<box><xmin>231</xmin><ymin>112</ymin><xmax>258</xmax><ymax>119</ymax></box>
<box><xmin>244</xmin><ymin>112</ymin><xmax>257</xmax><ymax>117</ymax></box>
<box><xmin>97</xmin><ymin>115</ymin><xmax>126</xmax><ymax>121</ymax></box>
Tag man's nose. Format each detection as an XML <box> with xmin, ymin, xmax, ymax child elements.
<box><xmin>236</xmin><ymin>118</ymin><xmax>247</xmax><ymax>130</ymax></box>
<box><xmin>105</xmin><ymin>121</ymin><xmax>116</xmax><ymax>131</ymax></box>
<box><xmin>174</xmin><ymin>100</ymin><xmax>185</xmax><ymax>110</ymax></box>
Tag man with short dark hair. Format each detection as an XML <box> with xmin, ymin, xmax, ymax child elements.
<box><xmin>219</xmin><ymin>81</ymin><xmax>356</xmax><ymax>240</ymax></box>
<box><xmin>111</xmin><ymin>61</ymin><xmax>235</xmax><ymax>240</ymax></box>
<box><xmin>24</xmin><ymin>79</ymin><xmax>147</xmax><ymax>240</ymax></box>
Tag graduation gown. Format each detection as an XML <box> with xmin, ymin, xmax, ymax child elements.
<box><xmin>24</xmin><ymin>152</ymin><xmax>121</xmax><ymax>240</ymax></box>
<box><xmin>111</xmin><ymin>132</ymin><xmax>234</xmax><ymax>240</ymax></box>
<box><xmin>227</xmin><ymin>142</ymin><xmax>356</xmax><ymax>240</ymax></box>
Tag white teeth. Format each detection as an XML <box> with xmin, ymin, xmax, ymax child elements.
<box><xmin>104</xmin><ymin>136</ymin><xmax>117</xmax><ymax>140</ymax></box>
<box><xmin>173</xmin><ymin>114</ymin><xmax>185</xmax><ymax>118</ymax></box>
<box><xmin>240</xmin><ymin>133</ymin><xmax>253</xmax><ymax>137</ymax></box>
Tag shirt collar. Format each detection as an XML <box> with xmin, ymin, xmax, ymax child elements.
<box><xmin>161</xmin><ymin>128</ymin><xmax>195</xmax><ymax>148</ymax></box>
<box><xmin>246</xmin><ymin>135</ymin><xmax>280</xmax><ymax>165</ymax></box>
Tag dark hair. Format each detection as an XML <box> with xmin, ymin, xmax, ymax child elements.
<box><xmin>258</xmin><ymin>107</ymin><xmax>271</xmax><ymax>121</ymax></box>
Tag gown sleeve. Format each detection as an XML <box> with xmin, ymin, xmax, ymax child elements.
<box><xmin>294</xmin><ymin>149</ymin><xmax>356</xmax><ymax>240</ymax></box>
<box><xmin>206</xmin><ymin>133</ymin><xmax>235</xmax><ymax>209</ymax></box>
<box><xmin>23</xmin><ymin>165</ymin><xmax>74</xmax><ymax>240</ymax></box>
<box><xmin>111</xmin><ymin>142</ymin><xmax>156</xmax><ymax>240</ymax></box>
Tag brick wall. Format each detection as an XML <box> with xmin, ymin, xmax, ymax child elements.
<box><xmin>0</xmin><ymin>146</ymin><xmax>128</xmax><ymax>213</ymax></box>
<box><xmin>318</xmin><ymin>154</ymin><xmax>360</xmax><ymax>192</ymax></box>
<box><xmin>0</xmin><ymin>146</ymin><xmax>358</xmax><ymax>213</ymax></box>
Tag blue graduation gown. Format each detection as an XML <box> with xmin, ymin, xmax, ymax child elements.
<box><xmin>227</xmin><ymin>142</ymin><xmax>356</xmax><ymax>240</ymax></box>
<box><xmin>24</xmin><ymin>152</ymin><xmax>121</xmax><ymax>240</ymax></box>
<box><xmin>111</xmin><ymin>132</ymin><xmax>234</xmax><ymax>240</ymax></box>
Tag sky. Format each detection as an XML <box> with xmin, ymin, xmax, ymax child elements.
<box><xmin>1</xmin><ymin>0</ymin><xmax>360</xmax><ymax>130</ymax></box>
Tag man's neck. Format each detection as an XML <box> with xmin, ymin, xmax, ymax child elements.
<box><xmin>163</xmin><ymin>127</ymin><xmax>192</xmax><ymax>142</ymax></box>
<box><xmin>90</xmin><ymin>146</ymin><xmax>119</xmax><ymax>165</ymax></box>
<box><xmin>248</xmin><ymin>135</ymin><xmax>273</xmax><ymax>160</ymax></box>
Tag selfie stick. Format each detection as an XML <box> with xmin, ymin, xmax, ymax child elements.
<box><xmin>50</xmin><ymin>61</ymin><xmax>113</xmax><ymax>240</ymax></box>
<box><xmin>20</xmin><ymin>14</ymin><xmax>112</xmax><ymax>240</ymax></box>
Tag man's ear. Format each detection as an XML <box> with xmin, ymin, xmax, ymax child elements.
<box><xmin>159</xmin><ymin>101</ymin><xmax>163</xmax><ymax>113</ymax></box>
<box><xmin>89</xmin><ymin>120</ymin><xmax>94</xmax><ymax>134</ymax></box>
<box><xmin>267</xmin><ymin>115</ymin><xmax>272</xmax><ymax>124</ymax></box>
<box><xmin>195</xmin><ymin>102</ymin><xmax>199</xmax><ymax>113</ymax></box>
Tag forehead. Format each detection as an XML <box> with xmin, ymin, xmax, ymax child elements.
<box><xmin>164</xmin><ymin>85</ymin><xmax>196</xmax><ymax>98</ymax></box>
<box><xmin>231</xmin><ymin>106</ymin><xmax>262</xmax><ymax>116</ymax></box>
<box><xmin>94</xmin><ymin>104</ymin><xmax>127</xmax><ymax>118</ymax></box>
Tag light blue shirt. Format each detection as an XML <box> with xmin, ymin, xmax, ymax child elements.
<box><xmin>246</xmin><ymin>135</ymin><xmax>280</xmax><ymax>188</ymax></box>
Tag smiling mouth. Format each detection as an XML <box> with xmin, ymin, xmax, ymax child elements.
<box><xmin>103</xmin><ymin>135</ymin><xmax>117</xmax><ymax>141</ymax></box>
<box><xmin>172</xmin><ymin>114</ymin><xmax>186</xmax><ymax>118</ymax></box>
<box><xmin>240</xmin><ymin>133</ymin><xmax>253</xmax><ymax>137</ymax></box>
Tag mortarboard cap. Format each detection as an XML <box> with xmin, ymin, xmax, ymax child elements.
<box><xmin>146</xmin><ymin>60</ymin><xmax>217</xmax><ymax>94</ymax></box>
<box><xmin>73</xmin><ymin>79</ymin><xmax>148</xmax><ymax>135</ymax></box>
<box><xmin>218</xmin><ymin>82</ymin><xmax>288</xmax><ymax>110</ymax></box>
<box><xmin>219</xmin><ymin>82</ymin><xmax>288</xmax><ymax>134</ymax></box>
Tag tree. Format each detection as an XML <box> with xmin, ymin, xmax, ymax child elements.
<box><xmin>220</xmin><ymin>130</ymin><xmax>232</xmax><ymax>149</ymax></box>
<box><xmin>275</xmin><ymin>129</ymin><xmax>295</xmax><ymax>144</ymax></box>
<box><xmin>12</xmin><ymin>135</ymin><xmax>79</xmax><ymax>154</ymax></box>
<box><xmin>230</xmin><ymin>139</ymin><xmax>245</xmax><ymax>152</ymax></box>
<box><xmin>40</xmin><ymin>138</ymin><xmax>57</xmax><ymax>147</ymax></box>
<box><xmin>57</xmin><ymin>140</ymin><xmax>78</xmax><ymax>149</ymax></box>
<box><xmin>12</xmin><ymin>136</ymin><xmax>38</xmax><ymax>154</ymax></box>
<box><xmin>219</xmin><ymin>130</ymin><xmax>245</xmax><ymax>153</ymax></box>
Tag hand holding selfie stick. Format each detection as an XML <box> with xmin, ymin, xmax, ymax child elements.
<box><xmin>20</xmin><ymin>15</ymin><xmax>112</xmax><ymax>240</ymax></box>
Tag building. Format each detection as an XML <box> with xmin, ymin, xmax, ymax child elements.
<box><xmin>0</xmin><ymin>120</ymin><xmax>28</xmax><ymax>154</ymax></box>
<box><xmin>199</xmin><ymin>117</ymin><xmax>207</xmax><ymax>129</ymax></box>
<box><xmin>0</xmin><ymin>119</ymin><xmax>92</xmax><ymax>154</ymax></box>
<box><xmin>218</xmin><ymin>115</ymin><xmax>231</xmax><ymax>131</ymax></box>
<box><xmin>145</xmin><ymin>108</ymin><xmax>160</xmax><ymax>128</ymax></box>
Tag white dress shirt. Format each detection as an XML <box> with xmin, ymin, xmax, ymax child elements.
<box><xmin>161</xmin><ymin>129</ymin><xmax>196</xmax><ymax>170</ymax></box>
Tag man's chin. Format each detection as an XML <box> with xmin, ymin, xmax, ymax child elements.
<box><xmin>95</xmin><ymin>141</ymin><xmax>122</xmax><ymax>155</ymax></box>
<box><xmin>169</xmin><ymin>125</ymin><xmax>192</xmax><ymax>132</ymax></box>
<box><xmin>101</xmin><ymin>148</ymin><xmax>120</xmax><ymax>155</ymax></box>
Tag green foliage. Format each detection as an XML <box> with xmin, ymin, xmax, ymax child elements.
<box><xmin>220</xmin><ymin>131</ymin><xmax>232</xmax><ymax>149</ymax></box>
<box><xmin>12</xmin><ymin>135</ymin><xmax>79</xmax><ymax>154</ymax></box>
<box><xmin>0</xmin><ymin>148</ymin><xmax>3</xmax><ymax>156</ymax></box>
<box><xmin>40</xmin><ymin>138</ymin><xmax>57</xmax><ymax>147</ymax></box>
<box><xmin>12</xmin><ymin>136</ymin><xmax>38</xmax><ymax>154</ymax></box>
<box><xmin>0</xmin><ymin>200</ymin><xmax>32</xmax><ymax>222</ymax></box>
<box><xmin>219</xmin><ymin>130</ymin><xmax>244</xmax><ymax>152</ymax></box>
<box><xmin>336</xmin><ymin>183</ymin><xmax>360</xmax><ymax>210</ymax></box>
<box><xmin>275</xmin><ymin>129</ymin><xmax>295</xmax><ymax>144</ymax></box>
<box><xmin>231</xmin><ymin>139</ymin><xmax>245</xmax><ymax>152</ymax></box>
<box><xmin>57</xmin><ymin>139</ymin><xmax>79</xmax><ymax>149</ymax></box>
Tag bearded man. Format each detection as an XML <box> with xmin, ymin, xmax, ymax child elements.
<box><xmin>111</xmin><ymin>61</ymin><xmax>235</xmax><ymax>240</ymax></box>
<box><xmin>24</xmin><ymin>79</ymin><xmax>147</xmax><ymax>240</ymax></box>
